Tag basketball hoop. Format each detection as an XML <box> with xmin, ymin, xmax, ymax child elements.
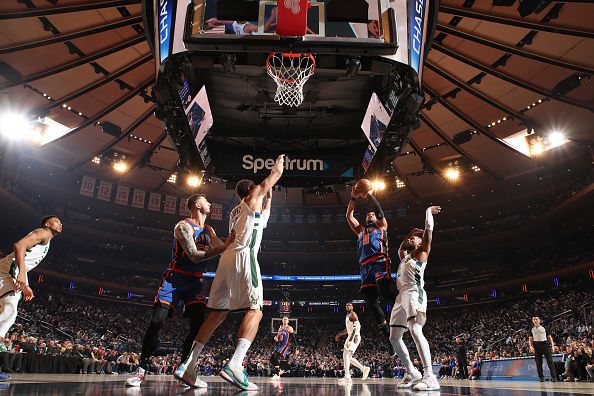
<box><xmin>266</xmin><ymin>52</ymin><xmax>316</xmax><ymax>107</ymax></box>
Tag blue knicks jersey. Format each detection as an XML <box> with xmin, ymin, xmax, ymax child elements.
<box><xmin>168</xmin><ymin>219</ymin><xmax>212</xmax><ymax>273</ymax></box>
<box><xmin>274</xmin><ymin>326</ymin><xmax>291</xmax><ymax>356</ymax></box>
<box><xmin>357</xmin><ymin>222</ymin><xmax>388</xmax><ymax>265</ymax></box>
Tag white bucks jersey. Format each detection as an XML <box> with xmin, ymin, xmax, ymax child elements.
<box><xmin>345</xmin><ymin>314</ymin><xmax>361</xmax><ymax>341</ymax></box>
<box><xmin>397</xmin><ymin>253</ymin><xmax>427</xmax><ymax>293</ymax></box>
<box><xmin>0</xmin><ymin>241</ymin><xmax>50</xmax><ymax>277</ymax></box>
<box><xmin>227</xmin><ymin>200</ymin><xmax>269</xmax><ymax>253</ymax></box>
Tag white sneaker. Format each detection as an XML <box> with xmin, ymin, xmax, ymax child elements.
<box><xmin>397</xmin><ymin>368</ymin><xmax>422</xmax><ymax>388</ymax></box>
<box><xmin>125</xmin><ymin>367</ymin><xmax>145</xmax><ymax>387</ymax></box>
<box><xmin>413</xmin><ymin>375</ymin><xmax>440</xmax><ymax>391</ymax></box>
<box><xmin>362</xmin><ymin>366</ymin><xmax>370</xmax><ymax>380</ymax></box>
<box><xmin>175</xmin><ymin>360</ymin><xmax>207</xmax><ymax>388</ymax></box>
<box><xmin>338</xmin><ymin>377</ymin><xmax>352</xmax><ymax>385</ymax></box>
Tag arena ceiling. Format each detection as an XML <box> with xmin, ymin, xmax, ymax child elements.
<box><xmin>0</xmin><ymin>0</ymin><xmax>592</xmax><ymax>205</ymax></box>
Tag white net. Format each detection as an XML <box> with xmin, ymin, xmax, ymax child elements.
<box><xmin>266</xmin><ymin>52</ymin><xmax>316</xmax><ymax>107</ymax></box>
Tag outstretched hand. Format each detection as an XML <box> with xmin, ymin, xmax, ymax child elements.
<box><xmin>429</xmin><ymin>206</ymin><xmax>441</xmax><ymax>215</ymax></box>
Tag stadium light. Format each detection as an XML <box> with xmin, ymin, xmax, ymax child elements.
<box><xmin>445</xmin><ymin>167</ymin><xmax>460</xmax><ymax>181</ymax></box>
<box><xmin>530</xmin><ymin>141</ymin><xmax>545</xmax><ymax>156</ymax></box>
<box><xmin>187</xmin><ymin>175</ymin><xmax>201</xmax><ymax>188</ymax></box>
<box><xmin>395</xmin><ymin>178</ymin><xmax>405</xmax><ymax>189</ymax></box>
<box><xmin>167</xmin><ymin>173</ymin><xmax>177</xmax><ymax>184</ymax></box>
<box><xmin>371</xmin><ymin>179</ymin><xmax>386</xmax><ymax>191</ymax></box>
<box><xmin>548</xmin><ymin>131</ymin><xmax>566</xmax><ymax>147</ymax></box>
<box><xmin>92</xmin><ymin>156</ymin><xmax>101</xmax><ymax>165</ymax></box>
<box><xmin>113</xmin><ymin>161</ymin><xmax>128</xmax><ymax>173</ymax></box>
<box><xmin>0</xmin><ymin>112</ymin><xmax>31</xmax><ymax>140</ymax></box>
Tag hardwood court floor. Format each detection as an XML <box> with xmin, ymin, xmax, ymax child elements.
<box><xmin>2</xmin><ymin>374</ymin><xmax>593</xmax><ymax>395</ymax></box>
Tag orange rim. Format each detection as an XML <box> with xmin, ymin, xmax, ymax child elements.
<box><xmin>266</xmin><ymin>52</ymin><xmax>316</xmax><ymax>84</ymax></box>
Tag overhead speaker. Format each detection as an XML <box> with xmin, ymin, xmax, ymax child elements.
<box><xmin>453</xmin><ymin>130</ymin><xmax>473</xmax><ymax>145</ymax></box>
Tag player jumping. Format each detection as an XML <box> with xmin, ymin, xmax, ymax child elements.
<box><xmin>176</xmin><ymin>155</ymin><xmax>284</xmax><ymax>391</ymax></box>
<box><xmin>346</xmin><ymin>187</ymin><xmax>396</xmax><ymax>356</ymax></box>
<box><xmin>390</xmin><ymin>206</ymin><xmax>441</xmax><ymax>391</ymax></box>
<box><xmin>335</xmin><ymin>302</ymin><xmax>370</xmax><ymax>383</ymax></box>
<box><xmin>126</xmin><ymin>194</ymin><xmax>234</xmax><ymax>387</ymax></box>
<box><xmin>0</xmin><ymin>215</ymin><xmax>63</xmax><ymax>381</ymax></box>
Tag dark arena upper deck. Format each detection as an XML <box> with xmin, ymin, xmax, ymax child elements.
<box><xmin>0</xmin><ymin>1</ymin><xmax>592</xmax><ymax>395</ymax></box>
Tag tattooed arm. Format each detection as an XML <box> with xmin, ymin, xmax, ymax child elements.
<box><xmin>174</xmin><ymin>222</ymin><xmax>234</xmax><ymax>263</ymax></box>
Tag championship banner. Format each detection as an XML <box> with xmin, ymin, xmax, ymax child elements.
<box><xmin>281</xmin><ymin>208</ymin><xmax>292</xmax><ymax>223</ymax></box>
<box><xmin>148</xmin><ymin>192</ymin><xmax>161</xmax><ymax>212</ymax></box>
<box><xmin>163</xmin><ymin>195</ymin><xmax>177</xmax><ymax>214</ymax></box>
<box><xmin>306</xmin><ymin>209</ymin><xmax>317</xmax><ymax>224</ymax></box>
<box><xmin>79</xmin><ymin>176</ymin><xmax>96</xmax><ymax>197</ymax></box>
<box><xmin>321</xmin><ymin>209</ymin><xmax>332</xmax><ymax>223</ymax></box>
<box><xmin>269</xmin><ymin>207</ymin><xmax>280</xmax><ymax>223</ymax></box>
<box><xmin>115</xmin><ymin>185</ymin><xmax>130</xmax><ymax>205</ymax></box>
<box><xmin>131</xmin><ymin>189</ymin><xmax>146</xmax><ymax>209</ymax></box>
<box><xmin>179</xmin><ymin>199</ymin><xmax>191</xmax><ymax>216</ymax></box>
<box><xmin>211</xmin><ymin>202</ymin><xmax>223</xmax><ymax>220</ymax></box>
<box><xmin>294</xmin><ymin>208</ymin><xmax>304</xmax><ymax>224</ymax></box>
<box><xmin>97</xmin><ymin>181</ymin><xmax>112</xmax><ymax>202</ymax></box>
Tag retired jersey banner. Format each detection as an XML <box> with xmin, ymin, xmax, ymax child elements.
<box><xmin>115</xmin><ymin>185</ymin><xmax>130</xmax><ymax>205</ymax></box>
<box><xmin>131</xmin><ymin>189</ymin><xmax>146</xmax><ymax>209</ymax></box>
<box><xmin>163</xmin><ymin>195</ymin><xmax>177</xmax><ymax>214</ymax></box>
<box><xmin>148</xmin><ymin>192</ymin><xmax>161</xmax><ymax>212</ymax></box>
<box><xmin>211</xmin><ymin>202</ymin><xmax>223</xmax><ymax>220</ymax></box>
<box><xmin>79</xmin><ymin>176</ymin><xmax>96</xmax><ymax>197</ymax></box>
<box><xmin>97</xmin><ymin>181</ymin><xmax>112</xmax><ymax>202</ymax></box>
<box><xmin>179</xmin><ymin>199</ymin><xmax>191</xmax><ymax>217</ymax></box>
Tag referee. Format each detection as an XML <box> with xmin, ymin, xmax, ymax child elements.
<box><xmin>529</xmin><ymin>316</ymin><xmax>557</xmax><ymax>382</ymax></box>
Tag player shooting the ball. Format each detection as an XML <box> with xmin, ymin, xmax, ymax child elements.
<box><xmin>346</xmin><ymin>179</ymin><xmax>396</xmax><ymax>356</ymax></box>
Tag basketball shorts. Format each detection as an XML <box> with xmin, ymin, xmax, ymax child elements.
<box><xmin>154</xmin><ymin>271</ymin><xmax>206</xmax><ymax>310</ymax></box>
<box><xmin>207</xmin><ymin>249</ymin><xmax>263</xmax><ymax>311</ymax></box>
<box><xmin>359</xmin><ymin>259</ymin><xmax>389</xmax><ymax>289</ymax></box>
<box><xmin>0</xmin><ymin>271</ymin><xmax>16</xmax><ymax>299</ymax></box>
<box><xmin>344</xmin><ymin>336</ymin><xmax>361</xmax><ymax>354</ymax></box>
<box><xmin>390</xmin><ymin>289</ymin><xmax>428</xmax><ymax>329</ymax></box>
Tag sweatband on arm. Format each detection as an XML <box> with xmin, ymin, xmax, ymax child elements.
<box><xmin>425</xmin><ymin>208</ymin><xmax>434</xmax><ymax>231</ymax></box>
<box><xmin>367</xmin><ymin>194</ymin><xmax>385</xmax><ymax>220</ymax></box>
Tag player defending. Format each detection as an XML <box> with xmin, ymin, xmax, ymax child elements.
<box><xmin>177</xmin><ymin>155</ymin><xmax>285</xmax><ymax>391</ymax></box>
<box><xmin>0</xmin><ymin>215</ymin><xmax>63</xmax><ymax>381</ymax></box>
<box><xmin>346</xmin><ymin>185</ymin><xmax>396</xmax><ymax>355</ymax></box>
<box><xmin>126</xmin><ymin>194</ymin><xmax>234</xmax><ymax>387</ymax></box>
<box><xmin>271</xmin><ymin>316</ymin><xmax>297</xmax><ymax>379</ymax></box>
<box><xmin>335</xmin><ymin>302</ymin><xmax>370</xmax><ymax>383</ymax></box>
<box><xmin>390</xmin><ymin>206</ymin><xmax>441</xmax><ymax>391</ymax></box>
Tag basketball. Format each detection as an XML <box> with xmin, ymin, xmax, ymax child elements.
<box><xmin>354</xmin><ymin>178</ymin><xmax>373</xmax><ymax>197</ymax></box>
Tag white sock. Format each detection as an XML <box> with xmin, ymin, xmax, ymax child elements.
<box><xmin>409</xmin><ymin>322</ymin><xmax>433</xmax><ymax>375</ymax></box>
<box><xmin>350</xmin><ymin>356</ymin><xmax>364</xmax><ymax>370</ymax></box>
<box><xmin>229</xmin><ymin>338</ymin><xmax>251</xmax><ymax>370</ymax></box>
<box><xmin>187</xmin><ymin>341</ymin><xmax>205</xmax><ymax>364</ymax></box>
<box><xmin>343</xmin><ymin>350</ymin><xmax>351</xmax><ymax>378</ymax></box>
<box><xmin>390</xmin><ymin>327</ymin><xmax>415</xmax><ymax>372</ymax></box>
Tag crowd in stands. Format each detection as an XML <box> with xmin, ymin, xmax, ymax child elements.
<box><xmin>0</xmin><ymin>284</ymin><xmax>591</xmax><ymax>381</ymax></box>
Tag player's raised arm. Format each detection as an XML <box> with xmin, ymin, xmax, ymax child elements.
<box><xmin>174</xmin><ymin>222</ymin><xmax>233</xmax><ymax>263</ymax></box>
<box><xmin>346</xmin><ymin>187</ymin><xmax>363</xmax><ymax>234</ymax></box>
<box><xmin>366</xmin><ymin>193</ymin><xmax>387</xmax><ymax>229</ymax></box>
<box><xmin>414</xmin><ymin>206</ymin><xmax>441</xmax><ymax>261</ymax></box>
<box><xmin>251</xmin><ymin>155</ymin><xmax>285</xmax><ymax>202</ymax></box>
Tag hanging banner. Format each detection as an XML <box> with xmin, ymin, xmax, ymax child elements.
<box><xmin>211</xmin><ymin>202</ymin><xmax>223</xmax><ymax>220</ymax></box>
<box><xmin>148</xmin><ymin>192</ymin><xmax>161</xmax><ymax>212</ymax></box>
<box><xmin>115</xmin><ymin>185</ymin><xmax>130</xmax><ymax>205</ymax></box>
<box><xmin>97</xmin><ymin>181</ymin><xmax>112</xmax><ymax>202</ymax></box>
<box><xmin>79</xmin><ymin>176</ymin><xmax>96</xmax><ymax>197</ymax></box>
<box><xmin>131</xmin><ymin>189</ymin><xmax>146</xmax><ymax>209</ymax></box>
<box><xmin>179</xmin><ymin>199</ymin><xmax>191</xmax><ymax>217</ymax></box>
<box><xmin>163</xmin><ymin>195</ymin><xmax>177</xmax><ymax>214</ymax></box>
